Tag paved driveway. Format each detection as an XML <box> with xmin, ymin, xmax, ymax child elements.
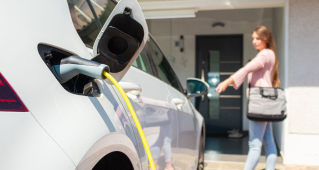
<box><xmin>204</xmin><ymin>161</ymin><xmax>319</xmax><ymax>170</ymax></box>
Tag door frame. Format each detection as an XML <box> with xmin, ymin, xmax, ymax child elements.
<box><xmin>195</xmin><ymin>34</ymin><xmax>244</xmax><ymax>132</ymax></box>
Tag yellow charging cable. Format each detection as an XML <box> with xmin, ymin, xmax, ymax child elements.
<box><xmin>103</xmin><ymin>71</ymin><xmax>156</xmax><ymax>170</ymax></box>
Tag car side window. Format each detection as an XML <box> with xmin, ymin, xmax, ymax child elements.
<box><xmin>146</xmin><ymin>36</ymin><xmax>184</xmax><ymax>93</ymax></box>
<box><xmin>132</xmin><ymin>50</ymin><xmax>153</xmax><ymax>75</ymax></box>
<box><xmin>67</xmin><ymin>0</ymin><xmax>116</xmax><ymax>46</ymax></box>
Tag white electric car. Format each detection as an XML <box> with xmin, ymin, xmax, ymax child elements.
<box><xmin>0</xmin><ymin>0</ymin><xmax>208</xmax><ymax>170</ymax></box>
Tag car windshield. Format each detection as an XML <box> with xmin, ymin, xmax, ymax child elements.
<box><xmin>67</xmin><ymin>0</ymin><xmax>117</xmax><ymax>46</ymax></box>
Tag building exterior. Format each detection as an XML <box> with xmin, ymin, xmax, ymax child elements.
<box><xmin>139</xmin><ymin>0</ymin><xmax>319</xmax><ymax>166</ymax></box>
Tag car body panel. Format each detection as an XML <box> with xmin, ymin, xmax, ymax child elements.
<box><xmin>0</xmin><ymin>0</ymin><xmax>205</xmax><ymax>169</ymax></box>
<box><xmin>165</xmin><ymin>84</ymin><xmax>198</xmax><ymax>169</ymax></box>
<box><xmin>0</xmin><ymin>0</ymin><xmax>144</xmax><ymax>169</ymax></box>
<box><xmin>190</xmin><ymin>101</ymin><xmax>205</xmax><ymax>165</ymax></box>
<box><xmin>77</xmin><ymin>132</ymin><xmax>141</xmax><ymax>170</ymax></box>
<box><xmin>116</xmin><ymin>67</ymin><xmax>177</xmax><ymax>170</ymax></box>
<box><xmin>0</xmin><ymin>112</ymin><xmax>75</xmax><ymax>170</ymax></box>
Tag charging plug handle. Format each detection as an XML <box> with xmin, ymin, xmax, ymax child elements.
<box><xmin>52</xmin><ymin>55</ymin><xmax>110</xmax><ymax>83</ymax></box>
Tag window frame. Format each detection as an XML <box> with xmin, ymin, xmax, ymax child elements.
<box><xmin>87</xmin><ymin>0</ymin><xmax>119</xmax><ymax>30</ymax></box>
<box><xmin>145</xmin><ymin>35</ymin><xmax>186</xmax><ymax>95</ymax></box>
<box><xmin>132</xmin><ymin>48</ymin><xmax>155</xmax><ymax>75</ymax></box>
<box><xmin>68</xmin><ymin>0</ymin><xmax>117</xmax><ymax>46</ymax></box>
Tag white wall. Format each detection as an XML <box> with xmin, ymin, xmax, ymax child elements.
<box><xmin>148</xmin><ymin>8</ymin><xmax>273</xmax><ymax>131</ymax></box>
<box><xmin>281</xmin><ymin>0</ymin><xmax>319</xmax><ymax>166</ymax></box>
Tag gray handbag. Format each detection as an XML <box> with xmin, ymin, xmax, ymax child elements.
<box><xmin>248</xmin><ymin>87</ymin><xmax>287</xmax><ymax>121</ymax></box>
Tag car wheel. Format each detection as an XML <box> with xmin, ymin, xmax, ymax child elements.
<box><xmin>197</xmin><ymin>132</ymin><xmax>205</xmax><ymax>170</ymax></box>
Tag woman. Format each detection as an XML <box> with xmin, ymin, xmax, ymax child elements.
<box><xmin>215</xmin><ymin>25</ymin><xmax>279</xmax><ymax>170</ymax></box>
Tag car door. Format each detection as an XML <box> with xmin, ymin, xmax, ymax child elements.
<box><xmin>1</xmin><ymin>0</ymin><xmax>148</xmax><ymax>169</ymax></box>
<box><xmin>145</xmin><ymin>36</ymin><xmax>198</xmax><ymax>169</ymax></box>
<box><xmin>75</xmin><ymin>0</ymin><xmax>152</xmax><ymax>168</ymax></box>
<box><xmin>113</xmin><ymin>47</ymin><xmax>179</xmax><ymax>170</ymax></box>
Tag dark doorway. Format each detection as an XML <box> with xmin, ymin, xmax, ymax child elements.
<box><xmin>195</xmin><ymin>35</ymin><xmax>243</xmax><ymax>134</ymax></box>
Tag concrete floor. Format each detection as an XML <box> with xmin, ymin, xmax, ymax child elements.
<box><xmin>204</xmin><ymin>134</ymin><xmax>280</xmax><ymax>163</ymax></box>
<box><xmin>203</xmin><ymin>135</ymin><xmax>319</xmax><ymax>170</ymax></box>
<box><xmin>204</xmin><ymin>161</ymin><xmax>319</xmax><ymax>170</ymax></box>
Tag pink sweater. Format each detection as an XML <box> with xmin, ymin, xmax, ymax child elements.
<box><xmin>231</xmin><ymin>49</ymin><xmax>275</xmax><ymax>92</ymax></box>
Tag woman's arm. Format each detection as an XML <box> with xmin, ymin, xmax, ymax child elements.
<box><xmin>215</xmin><ymin>51</ymin><xmax>269</xmax><ymax>93</ymax></box>
<box><xmin>215</xmin><ymin>77</ymin><xmax>234</xmax><ymax>93</ymax></box>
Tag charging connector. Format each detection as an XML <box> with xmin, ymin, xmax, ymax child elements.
<box><xmin>51</xmin><ymin>55</ymin><xmax>110</xmax><ymax>83</ymax></box>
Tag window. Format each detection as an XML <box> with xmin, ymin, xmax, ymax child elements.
<box><xmin>67</xmin><ymin>0</ymin><xmax>117</xmax><ymax>46</ymax></box>
<box><xmin>146</xmin><ymin>36</ymin><xmax>184</xmax><ymax>93</ymax></box>
<box><xmin>132</xmin><ymin>50</ymin><xmax>153</xmax><ymax>75</ymax></box>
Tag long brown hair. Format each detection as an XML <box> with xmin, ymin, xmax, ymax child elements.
<box><xmin>253</xmin><ymin>25</ymin><xmax>280</xmax><ymax>87</ymax></box>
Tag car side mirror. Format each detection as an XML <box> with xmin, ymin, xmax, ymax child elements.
<box><xmin>186</xmin><ymin>78</ymin><xmax>210</xmax><ymax>99</ymax></box>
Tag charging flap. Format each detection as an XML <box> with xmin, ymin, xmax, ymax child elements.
<box><xmin>92</xmin><ymin>0</ymin><xmax>148</xmax><ymax>83</ymax></box>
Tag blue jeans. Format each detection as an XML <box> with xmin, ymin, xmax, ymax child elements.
<box><xmin>244</xmin><ymin>120</ymin><xmax>277</xmax><ymax>170</ymax></box>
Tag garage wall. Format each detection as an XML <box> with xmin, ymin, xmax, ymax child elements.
<box><xmin>148</xmin><ymin>8</ymin><xmax>273</xmax><ymax>131</ymax></box>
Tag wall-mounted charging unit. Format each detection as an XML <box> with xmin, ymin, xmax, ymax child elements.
<box><xmin>175</xmin><ymin>35</ymin><xmax>184</xmax><ymax>52</ymax></box>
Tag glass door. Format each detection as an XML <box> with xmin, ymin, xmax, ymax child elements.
<box><xmin>196</xmin><ymin>35</ymin><xmax>243</xmax><ymax>134</ymax></box>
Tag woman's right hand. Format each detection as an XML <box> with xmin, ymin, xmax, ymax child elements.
<box><xmin>215</xmin><ymin>81</ymin><xmax>228</xmax><ymax>94</ymax></box>
<box><xmin>215</xmin><ymin>77</ymin><xmax>234</xmax><ymax>93</ymax></box>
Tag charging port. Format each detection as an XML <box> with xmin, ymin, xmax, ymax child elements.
<box><xmin>38</xmin><ymin>44</ymin><xmax>102</xmax><ymax>97</ymax></box>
